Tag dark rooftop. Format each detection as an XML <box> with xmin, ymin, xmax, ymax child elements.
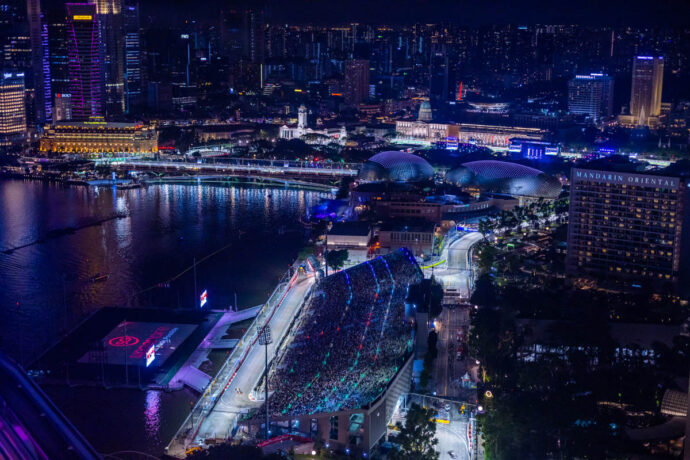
<box><xmin>329</xmin><ymin>221</ymin><xmax>371</xmax><ymax>237</ymax></box>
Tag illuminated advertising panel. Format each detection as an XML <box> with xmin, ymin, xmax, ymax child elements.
<box><xmin>200</xmin><ymin>290</ymin><xmax>208</xmax><ymax>308</ymax></box>
<box><xmin>146</xmin><ymin>345</ymin><xmax>155</xmax><ymax>367</ymax></box>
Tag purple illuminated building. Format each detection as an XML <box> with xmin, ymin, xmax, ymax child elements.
<box><xmin>66</xmin><ymin>3</ymin><xmax>105</xmax><ymax>120</ymax></box>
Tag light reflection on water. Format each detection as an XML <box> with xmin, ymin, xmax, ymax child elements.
<box><xmin>0</xmin><ymin>179</ymin><xmax>329</xmax><ymax>454</ymax></box>
<box><xmin>145</xmin><ymin>390</ymin><xmax>161</xmax><ymax>441</ymax></box>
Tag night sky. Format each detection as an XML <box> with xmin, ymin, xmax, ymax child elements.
<box><xmin>142</xmin><ymin>0</ymin><xmax>690</xmax><ymax>26</ymax></box>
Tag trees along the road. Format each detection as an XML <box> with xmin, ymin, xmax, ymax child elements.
<box><xmin>390</xmin><ymin>403</ymin><xmax>439</xmax><ymax>460</ymax></box>
<box><xmin>475</xmin><ymin>242</ymin><xmax>498</xmax><ymax>275</ymax></box>
<box><xmin>326</xmin><ymin>249</ymin><xmax>349</xmax><ymax>271</ymax></box>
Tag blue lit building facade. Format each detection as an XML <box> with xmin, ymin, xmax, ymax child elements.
<box><xmin>567</xmin><ymin>73</ymin><xmax>614</xmax><ymax>123</ymax></box>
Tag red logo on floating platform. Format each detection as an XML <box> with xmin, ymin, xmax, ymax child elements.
<box><xmin>109</xmin><ymin>336</ymin><xmax>140</xmax><ymax>347</ymax></box>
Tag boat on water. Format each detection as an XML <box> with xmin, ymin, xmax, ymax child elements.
<box><xmin>116</xmin><ymin>182</ymin><xmax>143</xmax><ymax>190</ymax></box>
<box><xmin>89</xmin><ymin>273</ymin><xmax>110</xmax><ymax>283</ymax></box>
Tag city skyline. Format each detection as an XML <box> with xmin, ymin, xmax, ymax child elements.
<box><xmin>2</xmin><ymin>1</ymin><xmax>690</xmax><ymax>459</ymax></box>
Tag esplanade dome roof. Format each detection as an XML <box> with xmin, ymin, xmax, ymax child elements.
<box><xmin>445</xmin><ymin>160</ymin><xmax>562</xmax><ymax>198</ymax></box>
<box><xmin>359</xmin><ymin>151</ymin><xmax>434</xmax><ymax>182</ymax></box>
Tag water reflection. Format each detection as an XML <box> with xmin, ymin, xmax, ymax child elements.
<box><xmin>144</xmin><ymin>390</ymin><xmax>161</xmax><ymax>440</ymax></box>
<box><xmin>0</xmin><ymin>180</ymin><xmax>327</xmax><ymax>365</ymax></box>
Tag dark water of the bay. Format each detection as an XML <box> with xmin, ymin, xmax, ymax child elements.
<box><xmin>0</xmin><ymin>179</ymin><xmax>327</xmax><ymax>455</ymax></box>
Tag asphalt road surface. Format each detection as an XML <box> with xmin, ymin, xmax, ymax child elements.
<box><xmin>195</xmin><ymin>276</ymin><xmax>314</xmax><ymax>441</ymax></box>
<box><xmin>436</xmin><ymin>419</ymin><xmax>471</xmax><ymax>460</ymax></box>
<box><xmin>426</xmin><ymin>232</ymin><xmax>483</xmax><ymax>297</ymax></box>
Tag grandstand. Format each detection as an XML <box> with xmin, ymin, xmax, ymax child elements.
<box><xmin>240</xmin><ymin>249</ymin><xmax>423</xmax><ymax>455</ymax></box>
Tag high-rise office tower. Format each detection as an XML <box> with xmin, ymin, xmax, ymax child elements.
<box><xmin>66</xmin><ymin>3</ymin><xmax>105</xmax><ymax>120</ymax></box>
<box><xmin>629</xmin><ymin>56</ymin><xmax>664</xmax><ymax>127</ymax></box>
<box><xmin>344</xmin><ymin>59</ymin><xmax>369</xmax><ymax>105</ymax></box>
<box><xmin>567</xmin><ymin>73</ymin><xmax>614</xmax><ymax>123</ymax></box>
<box><xmin>1</xmin><ymin>0</ymin><xmax>30</xmax><ymax>69</ymax></box>
<box><xmin>93</xmin><ymin>0</ymin><xmax>124</xmax><ymax>117</ymax></box>
<box><xmin>53</xmin><ymin>92</ymin><xmax>72</xmax><ymax>120</ymax></box>
<box><xmin>26</xmin><ymin>0</ymin><xmax>52</xmax><ymax>123</ymax></box>
<box><xmin>123</xmin><ymin>0</ymin><xmax>141</xmax><ymax>113</ymax></box>
<box><xmin>429</xmin><ymin>50</ymin><xmax>450</xmax><ymax>106</ymax></box>
<box><xmin>566</xmin><ymin>166</ymin><xmax>689</xmax><ymax>289</ymax></box>
<box><xmin>241</xmin><ymin>7</ymin><xmax>264</xmax><ymax>63</ymax></box>
<box><xmin>46</xmin><ymin>5</ymin><xmax>70</xmax><ymax>98</ymax></box>
<box><xmin>0</xmin><ymin>71</ymin><xmax>27</xmax><ymax>146</ymax></box>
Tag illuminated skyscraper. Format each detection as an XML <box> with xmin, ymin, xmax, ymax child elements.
<box><xmin>53</xmin><ymin>92</ymin><xmax>72</xmax><ymax>121</ymax></box>
<box><xmin>46</xmin><ymin>5</ymin><xmax>70</xmax><ymax>99</ymax></box>
<box><xmin>123</xmin><ymin>0</ymin><xmax>141</xmax><ymax>113</ymax></box>
<box><xmin>93</xmin><ymin>0</ymin><xmax>125</xmax><ymax>116</ymax></box>
<box><xmin>241</xmin><ymin>7</ymin><xmax>264</xmax><ymax>63</ymax></box>
<box><xmin>567</xmin><ymin>73</ymin><xmax>614</xmax><ymax>123</ymax></box>
<box><xmin>66</xmin><ymin>3</ymin><xmax>105</xmax><ymax>120</ymax></box>
<box><xmin>26</xmin><ymin>0</ymin><xmax>52</xmax><ymax>123</ymax></box>
<box><xmin>344</xmin><ymin>59</ymin><xmax>369</xmax><ymax>105</ymax></box>
<box><xmin>429</xmin><ymin>50</ymin><xmax>449</xmax><ymax>106</ymax></box>
<box><xmin>0</xmin><ymin>71</ymin><xmax>27</xmax><ymax>146</ymax></box>
<box><xmin>629</xmin><ymin>56</ymin><xmax>664</xmax><ymax>127</ymax></box>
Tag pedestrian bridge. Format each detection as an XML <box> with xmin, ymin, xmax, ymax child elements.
<box><xmin>95</xmin><ymin>157</ymin><xmax>359</xmax><ymax>191</ymax></box>
<box><xmin>95</xmin><ymin>157</ymin><xmax>359</xmax><ymax>180</ymax></box>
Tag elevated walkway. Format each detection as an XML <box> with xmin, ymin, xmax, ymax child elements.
<box><xmin>174</xmin><ymin>366</ymin><xmax>212</xmax><ymax>393</ymax></box>
<box><xmin>164</xmin><ymin>306</ymin><xmax>262</xmax><ymax>389</ymax></box>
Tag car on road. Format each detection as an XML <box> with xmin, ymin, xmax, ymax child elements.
<box><xmin>448</xmin><ymin>451</ymin><xmax>458</xmax><ymax>459</ymax></box>
<box><xmin>457</xmin><ymin>346</ymin><xmax>464</xmax><ymax>360</ymax></box>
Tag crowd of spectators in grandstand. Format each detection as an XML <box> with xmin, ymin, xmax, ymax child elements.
<box><xmin>262</xmin><ymin>249</ymin><xmax>423</xmax><ymax>417</ymax></box>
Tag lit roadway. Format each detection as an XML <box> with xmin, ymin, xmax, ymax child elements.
<box><xmin>436</xmin><ymin>420</ymin><xmax>470</xmax><ymax>460</ymax></box>
<box><xmin>435</xmin><ymin>306</ymin><xmax>471</xmax><ymax>399</ymax></box>
<box><xmin>425</xmin><ymin>232</ymin><xmax>484</xmax><ymax>297</ymax></box>
<box><xmin>194</xmin><ymin>276</ymin><xmax>314</xmax><ymax>442</ymax></box>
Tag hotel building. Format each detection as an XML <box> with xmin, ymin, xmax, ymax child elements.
<box><xmin>39</xmin><ymin>121</ymin><xmax>158</xmax><ymax>154</ymax></box>
<box><xmin>566</xmin><ymin>167</ymin><xmax>690</xmax><ymax>288</ymax></box>
<box><xmin>567</xmin><ymin>73</ymin><xmax>614</xmax><ymax>123</ymax></box>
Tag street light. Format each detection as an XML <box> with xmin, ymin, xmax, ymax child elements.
<box><xmin>324</xmin><ymin>221</ymin><xmax>332</xmax><ymax>277</ymax></box>
<box><xmin>258</xmin><ymin>325</ymin><xmax>273</xmax><ymax>440</ymax></box>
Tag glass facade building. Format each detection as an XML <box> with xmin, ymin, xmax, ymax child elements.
<box><xmin>66</xmin><ymin>3</ymin><xmax>105</xmax><ymax>120</ymax></box>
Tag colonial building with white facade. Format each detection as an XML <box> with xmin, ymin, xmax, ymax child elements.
<box><xmin>279</xmin><ymin>105</ymin><xmax>347</xmax><ymax>145</ymax></box>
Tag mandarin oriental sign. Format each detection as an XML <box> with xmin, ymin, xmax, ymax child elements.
<box><xmin>572</xmin><ymin>168</ymin><xmax>679</xmax><ymax>189</ymax></box>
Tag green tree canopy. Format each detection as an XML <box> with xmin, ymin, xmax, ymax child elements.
<box><xmin>407</xmin><ymin>278</ymin><xmax>444</xmax><ymax>318</ymax></box>
<box><xmin>326</xmin><ymin>249</ymin><xmax>348</xmax><ymax>271</ymax></box>
<box><xmin>390</xmin><ymin>403</ymin><xmax>439</xmax><ymax>460</ymax></box>
<box><xmin>476</xmin><ymin>242</ymin><xmax>498</xmax><ymax>275</ymax></box>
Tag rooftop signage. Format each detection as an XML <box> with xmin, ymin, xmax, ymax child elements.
<box><xmin>572</xmin><ymin>168</ymin><xmax>679</xmax><ymax>189</ymax></box>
